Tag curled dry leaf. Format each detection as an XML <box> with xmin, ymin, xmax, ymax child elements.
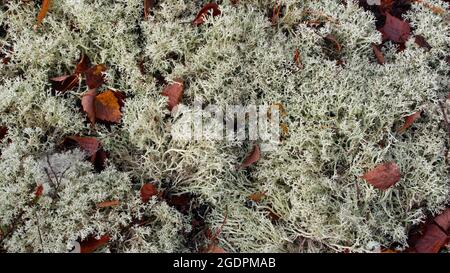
<box><xmin>238</xmin><ymin>144</ymin><xmax>260</xmax><ymax>169</ymax></box>
<box><xmin>192</xmin><ymin>3</ymin><xmax>221</xmax><ymax>26</ymax></box>
<box><xmin>162</xmin><ymin>79</ymin><xmax>184</xmax><ymax>111</ymax></box>
<box><xmin>323</xmin><ymin>34</ymin><xmax>342</xmax><ymax>53</ymax></box>
<box><xmin>85</xmin><ymin>64</ymin><xmax>107</xmax><ymax>90</ymax></box>
<box><xmin>97</xmin><ymin>200</ymin><xmax>120</xmax><ymax>208</ymax></box>
<box><xmin>371</xmin><ymin>43</ymin><xmax>385</xmax><ymax>65</ymax></box>
<box><xmin>35</xmin><ymin>0</ymin><xmax>51</xmax><ymax>29</ymax></box>
<box><xmin>140</xmin><ymin>183</ymin><xmax>158</xmax><ymax>203</ymax></box>
<box><xmin>80</xmin><ymin>235</ymin><xmax>110</xmax><ymax>253</ymax></box>
<box><xmin>361</xmin><ymin>162</ymin><xmax>401</xmax><ymax>190</ymax></box>
<box><xmin>379</xmin><ymin>13</ymin><xmax>411</xmax><ymax>44</ymax></box>
<box><xmin>398</xmin><ymin>111</ymin><xmax>421</xmax><ymax>134</ymax></box>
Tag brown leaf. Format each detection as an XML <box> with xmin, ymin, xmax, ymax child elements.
<box><xmin>162</xmin><ymin>79</ymin><xmax>184</xmax><ymax>111</ymax></box>
<box><xmin>248</xmin><ymin>192</ymin><xmax>266</xmax><ymax>203</ymax></box>
<box><xmin>81</xmin><ymin>89</ymin><xmax>97</xmax><ymax>124</ymax></box>
<box><xmin>372</xmin><ymin>43</ymin><xmax>385</xmax><ymax>65</ymax></box>
<box><xmin>410</xmin><ymin>224</ymin><xmax>448</xmax><ymax>253</ymax></box>
<box><xmin>324</xmin><ymin>34</ymin><xmax>342</xmax><ymax>53</ymax></box>
<box><xmin>144</xmin><ymin>0</ymin><xmax>156</xmax><ymax>20</ymax></box>
<box><xmin>35</xmin><ymin>0</ymin><xmax>51</xmax><ymax>29</ymax></box>
<box><xmin>414</xmin><ymin>35</ymin><xmax>432</xmax><ymax>51</ymax></box>
<box><xmin>203</xmin><ymin>244</ymin><xmax>226</xmax><ymax>253</ymax></box>
<box><xmin>74</xmin><ymin>53</ymin><xmax>91</xmax><ymax>75</ymax></box>
<box><xmin>80</xmin><ymin>235</ymin><xmax>110</xmax><ymax>253</ymax></box>
<box><xmin>192</xmin><ymin>3</ymin><xmax>221</xmax><ymax>26</ymax></box>
<box><xmin>34</xmin><ymin>184</ymin><xmax>44</xmax><ymax>197</ymax></box>
<box><xmin>271</xmin><ymin>2</ymin><xmax>282</xmax><ymax>25</ymax></box>
<box><xmin>361</xmin><ymin>162</ymin><xmax>401</xmax><ymax>190</ymax></box>
<box><xmin>238</xmin><ymin>144</ymin><xmax>260</xmax><ymax>169</ymax></box>
<box><xmin>379</xmin><ymin>13</ymin><xmax>411</xmax><ymax>44</ymax></box>
<box><xmin>97</xmin><ymin>200</ymin><xmax>120</xmax><ymax>208</ymax></box>
<box><xmin>64</xmin><ymin>136</ymin><xmax>100</xmax><ymax>158</ymax></box>
<box><xmin>94</xmin><ymin>90</ymin><xmax>122</xmax><ymax>123</ymax></box>
<box><xmin>398</xmin><ymin>111</ymin><xmax>421</xmax><ymax>134</ymax></box>
<box><xmin>434</xmin><ymin>208</ymin><xmax>450</xmax><ymax>232</ymax></box>
<box><xmin>49</xmin><ymin>74</ymin><xmax>79</xmax><ymax>92</ymax></box>
<box><xmin>140</xmin><ymin>183</ymin><xmax>158</xmax><ymax>203</ymax></box>
<box><xmin>165</xmin><ymin>193</ymin><xmax>192</xmax><ymax>214</ymax></box>
<box><xmin>84</xmin><ymin>64</ymin><xmax>107</xmax><ymax>89</ymax></box>
<box><xmin>0</xmin><ymin>126</ymin><xmax>8</xmax><ymax>142</ymax></box>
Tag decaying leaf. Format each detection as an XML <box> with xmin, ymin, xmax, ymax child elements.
<box><xmin>97</xmin><ymin>200</ymin><xmax>120</xmax><ymax>208</ymax></box>
<box><xmin>372</xmin><ymin>43</ymin><xmax>385</xmax><ymax>65</ymax></box>
<box><xmin>85</xmin><ymin>64</ymin><xmax>107</xmax><ymax>90</ymax></box>
<box><xmin>94</xmin><ymin>90</ymin><xmax>122</xmax><ymax>123</ymax></box>
<box><xmin>140</xmin><ymin>183</ymin><xmax>158</xmax><ymax>203</ymax></box>
<box><xmin>238</xmin><ymin>144</ymin><xmax>260</xmax><ymax>169</ymax></box>
<box><xmin>379</xmin><ymin>13</ymin><xmax>411</xmax><ymax>44</ymax></box>
<box><xmin>35</xmin><ymin>0</ymin><xmax>51</xmax><ymax>29</ymax></box>
<box><xmin>192</xmin><ymin>3</ymin><xmax>221</xmax><ymax>26</ymax></box>
<box><xmin>398</xmin><ymin>111</ymin><xmax>421</xmax><ymax>134</ymax></box>
<box><xmin>414</xmin><ymin>35</ymin><xmax>432</xmax><ymax>51</ymax></box>
<box><xmin>162</xmin><ymin>79</ymin><xmax>184</xmax><ymax>111</ymax></box>
<box><xmin>361</xmin><ymin>162</ymin><xmax>401</xmax><ymax>190</ymax></box>
<box><xmin>79</xmin><ymin>235</ymin><xmax>110</xmax><ymax>253</ymax></box>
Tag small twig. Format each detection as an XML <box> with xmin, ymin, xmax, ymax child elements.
<box><xmin>34</xmin><ymin>210</ymin><xmax>45</xmax><ymax>253</ymax></box>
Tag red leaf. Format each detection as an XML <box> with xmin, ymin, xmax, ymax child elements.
<box><xmin>161</xmin><ymin>79</ymin><xmax>184</xmax><ymax>111</ymax></box>
<box><xmin>140</xmin><ymin>183</ymin><xmax>158</xmax><ymax>203</ymax></box>
<box><xmin>434</xmin><ymin>208</ymin><xmax>450</xmax><ymax>232</ymax></box>
<box><xmin>192</xmin><ymin>3</ymin><xmax>221</xmax><ymax>26</ymax></box>
<box><xmin>410</xmin><ymin>224</ymin><xmax>448</xmax><ymax>253</ymax></box>
<box><xmin>238</xmin><ymin>144</ymin><xmax>260</xmax><ymax>169</ymax></box>
<box><xmin>74</xmin><ymin>53</ymin><xmax>91</xmax><ymax>75</ymax></box>
<box><xmin>271</xmin><ymin>2</ymin><xmax>282</xmax><ymax>25</ymax></box>
<box><xmin>94</xmin><ymin>90</ymin><xmax>122</xmax><ymax>123</ymax></box>
<box><xmin>144</xmin><ymin>0</ymin><xmax>156</xmax><ymax>20</ymax></box>
<box><xmin>49</xmin><ymin>74</ymin><xmax>79</xmax><ymax>92</ymax></box>
<box><xmin>35</xmin><ymin>0</ymin><xmax>51</xmax><ymax>29</ymax></box>
<box><xmin>372</xmin><ymin>43</ymin><xmax>385</xmax><ymax>65</ymax></box>
<box><xmin>361</xmin><ymin>162</ymin><xmax>401</xmax><ymax>190</ymax></box>
<box><xmin>398</xmin><ymin>111</ymin><xmax>421</xmax><ymax>134</ymax></box>
<box><xmin>414</xmin><ymin>35</ymin><xmax>432</xmax><ymax>51</ymax></box>
<box><xmin>379</xmin><ymin>13</ymin><xmax>411</xmax><ymax>44</ymax></box>
<box><xmin>0</xmin><ymin>126</ymin><xmax>8</xmax><ymax>142</ymax></box>
<box><xmin>81</xmin><ymin>89</ymin><xmax>97</xmax><ymax>124</ymax></box>
<box><xmin>64</xmin><ymin>136</ymin><xmax>100</xmax><ymax>158</ymax></box>
<box><xmin>97</xmin><ymin>200</ymin><xmax>120</xmax><ymax>208</ymax></box>
<box><xmin>34</xmin><ymin>184</ymin><xmax>44</xmax><ymax>197</ymax></box>
<box><xmin>80</xmin><ymin>235</ymin><xmax>110</xmax><ymax>253</ymax></box>
<box><xmin>84</xmin><ymin>64</ymin><xmax>107</xmax><ymax>89</ymax></box>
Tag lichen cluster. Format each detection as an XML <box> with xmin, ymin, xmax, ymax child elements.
<box><xmin>0</xmin><ymin>0</ymin><xmax>449</xmax><ymax>253</ymax></box>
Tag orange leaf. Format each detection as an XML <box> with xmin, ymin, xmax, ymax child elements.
<box><xmin>361</xmin><ymin>162</ymin><xmax>401</xmax><ymax>190</ymax></box>
<box><xmin>85</xmin><ymin>64</ymin><xmax>107</xmax><ymax>89</ymax></box>
<box><xmin>238</xmin><ymin>144</ymin><xmax>260</xmax><ymax>169</ymax></box>
<box><xmin>162</xmin><ymin>79</ymin><xmax>184</xmax><ymax>111</ymax></box>
<box><xmin>372</xmin><ymin>43</ymin><xmax>385</xmax><ymax>65</ymax></box>
<box><xmin>140</xmin><ymin>183</ymin><xmax>158</xmax><ymax>203</ymax></box>
<box><xmin>82</xmin><ymin>89</ymin><xmax>97</xmax><ymax>124</ymax></box>
<box><xmin>192</xmin><ymin>3</ymin><xmax>221</xmax><ymax>26</ymax></box>
<box><xmin>80</xmin><ymin>235</ymin><xmax>110</xmax><ymax>253</ymax></box>
<box><xmin>97</xmin><ymin>200</ymin><xmax>120</xmax><ymax>208</ymax></box>
<box><xmin>94</xmin><ymin>90</ymin><xmax>122</xmax><ymax>123</ymax></box>
<box><xmin>35</xmin><ymin>0</ymin><xmax>51</xmax><ymax>27</ymax></box>
<box><xmin>64</xmin><ymin>136</ymin><xmax>100</xmax><ymax>158</ymax></box>
<box><xmin>398</xmin><ymin>111</ymin><xmax>421</xmax><ymax>134</ymax></box>
<box><xmin>248</xmin><ymin>192</ymin><xmax>266</xmax><ymax>203</ymax></box>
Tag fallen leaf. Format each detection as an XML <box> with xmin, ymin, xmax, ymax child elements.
<box><xmin>324</xmin><ymin>34</ymin><xmax>342</xmax><ymax>53</ymax></box>
<box><xmin>398</xmin><ymin>111</ymin><xmax>421</xmax><ymax>134</ymax></box>
<box><xmin>94</xmin><ymin>90</ymin><xmax>122</xmax><ymax>123</ymax></box>
<box><xmin>97</xmin><ymin>200</ymin><xmax>120</xmax><ymax>208</ymax></box>
<box><xmin>192</xmin><ymin>3</ymin><xmax>221</xmax><ymax>26</ymax></box>
<box><xmin>0</xmin><ymin>126</ymin><xmax>7</xmax><ymax>142</ymax></box>
<box><xmin>379</xmin><ymin>13</ymin><xmax>411</xmax><ymax>44</ymax></box>
<box><xmin>271</xmin><ymin>2</ymin><xmax>282</xmax><ymax>25</ymax></box>
<box><xmin>74</xmin><ymin>53</ymin><xmax>92</xmax><ymax>75</ymax></box>
<box><xmin>64</xmin><ymin>136</ymin><xmax>100</xmax><ymax>158</ymax></box>
<box><xmin>434</xmin><ymin>208</ymin><xmax>450</xmax><ymax>232</ymax></box>
<box><xmin>81</xmin><ymin>89</ymin><xmax>97</xmax><ymax>124</ymax></box>
<box><xmin>140</xmin><ymin>183</ymin><xmax>158</xmax><ymax>203</ymax></box>
<box><xmin>238</xmin><ymin>144</ymin><xmax>260</xmax><ymax>169</ymax></box>
<box><xmin>49</xmin><ymin>74</ymin><xmax>79</xmax><ymax>92</ymax></box>
<box><xmin>80</xmin><ymin>235</ymin><xmax>110</xmax><ymax>253</ymax></box>
<box><xmin>144</xmin><ymin>0</ymin><xmax>156</xmax><ymax>20</ymax></box>
<box><xmin>248</xmin><ymin>192</ymin><xmax>266</xmax><ymax>203</ymax></box>
<box><xmin>84</xmin><ymin>64</ymin><xmax>107</xmax><ymax>89</ymax></box>
<box><xmin>414</xmin><ymin>35</ymin><xmax>432</xmax><ymax>51</ymax></box>
<box><xmin>409</xmin><ymin>224</ymin><xmax>448</xmax><ymax>253</ymax></box>
<box><xmin>381</xmin><ymin>248</ymin><xmax>400</xmax><ymax>253</ymax></box>
<box><xmin>361</xmin><ymin>162</ymin><xmax>401</xmax><ymax>190</ymax></box>
<box><xmin>372</xmin><ymin>43</ymin><xmax>385</xmax><ymax>65</ymax></box>
<box><xmin>162</xmin><ymin>79</ymin><xmax>184</xmax><ymax>111</ymax></box>
<box><xmin>165</xmin><ymin>193</ymin><xmax>192</xmax><ymax>214</ymax></box>
<box><xmin>35</xmin><ymin>0</ymin><xmax>51</xmax><ymax>29</ymax></box>
<box><xmin>34</xmin><ymin>184</ymin><xmax>44</xmax><ymax>197</ymax></box>
<box><xmin>203</xmin><ymin>244</ymin><xmax>226</xmax><ymax>253</ymax></box>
